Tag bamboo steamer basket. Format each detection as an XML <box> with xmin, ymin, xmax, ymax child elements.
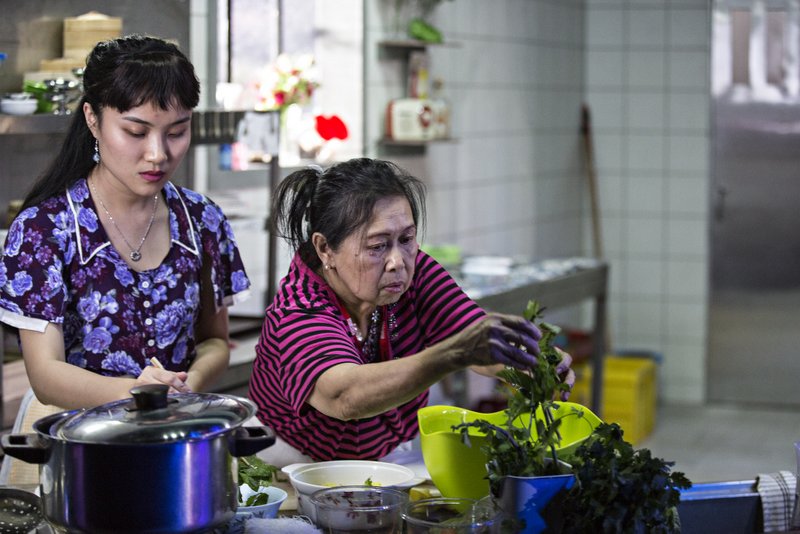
<box><xmin>39</xmin><ymin>57</ymin><xmax>86</xmax><ymax>71</ymax></box>
<box><xmin>63</xmin><ymin>12</ymin><xmax>122</xmax><ymax>59</ymax></box>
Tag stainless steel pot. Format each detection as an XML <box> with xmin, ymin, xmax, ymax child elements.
<box><xmin>0</xmin><ymin>384</ymin><xmax>275</xmax><ymax>534</ymax></box>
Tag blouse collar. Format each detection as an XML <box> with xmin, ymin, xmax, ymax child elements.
<box><xmin>67</xmin><ymin>178</ymin><xmax>200</xmax><ymax>265</ymax></box>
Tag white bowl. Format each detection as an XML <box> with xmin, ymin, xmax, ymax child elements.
<box><xmin>281</xmin><ymin>460</ymin><xmax>416</xmax><ymax>520</ymax></box>
<box><xmin>222</xmin><ymin>485</ymin><xmax>288</xmax><ymax>534</ymax></box>
<box><xmin>1</xmin><ymin>98</ymin><xmax>37</xmax><ymax>115</ymax></box>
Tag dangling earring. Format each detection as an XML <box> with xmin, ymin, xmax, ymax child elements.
<box><xmin>93</xmin><ymin>139</ymin><xmax>100</xmax><ymax>163</ymax></box>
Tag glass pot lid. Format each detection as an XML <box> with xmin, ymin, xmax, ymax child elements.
<box><xmin>52</xmin><ymin>385</ymin><xmax>256</xmax><ymax>444</ymax></box>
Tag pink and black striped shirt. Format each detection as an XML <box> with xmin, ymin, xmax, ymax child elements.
<box><xmin>248</xmin><ymin>250</ymin><xmax>485</xmax><ymax>461</ymax></box>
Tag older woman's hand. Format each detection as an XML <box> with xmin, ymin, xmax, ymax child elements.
<box><xmin>451</xmin><ymin>312</ymin><xmax>542</xmax><ymax>369</ymax></box>
<box><xmin>554</xmin><ymin>347</ymin><xmax>576</xmax><ymax>401</ymax></box>
<box><xmin>451</xmin><ymin>313</ymin><xmax>575</xmax><ymax>397</ymax></box>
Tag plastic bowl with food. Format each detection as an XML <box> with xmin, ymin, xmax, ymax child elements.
<box><xmin>281</xmin><ymin>460</ymin><xmax>417</xmax><ymax>520</ymax></box>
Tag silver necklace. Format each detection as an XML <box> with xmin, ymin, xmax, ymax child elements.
<box><xmin>90</xmin><ymin>179</ymin><xmax>159</xmax><ymax>262</ymax></box>
<box><xmin>346</xmin><ymin>305</ymin><xmax>398</xmax><ymax>362</ymax></box>
<box><xmin>347</xmin><ymin>309</ymin><xmax>380</xmax><ymax>344</ymax></box>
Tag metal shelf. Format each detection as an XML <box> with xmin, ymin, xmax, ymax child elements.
<box><xmin>380</xmin><ymin>137</ymin><xmax>456</xmax><ymax>147</ymax></box>
<box><xmin>0</xmin><ymin>110</ymin><xmax>249</xmax><ymax>142</ymax></box>
<box><xmin>0</xmin><ymin>114</ymin><xmax>70</xmax><ymax>135</ymax></box>
<box><xmin>378</xmin><ymin>39</ymin><xmax>459</xmax><ymax>49</ymax></box>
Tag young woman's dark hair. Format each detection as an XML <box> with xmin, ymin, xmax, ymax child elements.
<box><xmin>21</xmin><ymin>34</ymin><xmax>200</xmax><ymax>211</ymax></box>
<box><xmin>272</xmin><ymin>158</ymin><xmax>427</xmax><ymax>270</ymax></box>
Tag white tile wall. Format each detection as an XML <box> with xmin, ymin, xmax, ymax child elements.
<box><xmin>363</xmin><ymin>0</ymin><xmax>711</xmax><ymax>404</ymax></box>
<box><xmin>585</xmin><ymin>1</ymin><xmax>711</xmax><ymax>404</ymax></box>
<box><xmin>365</xmin><ymin>0</ymin><xmax>586</xmax><ymax>264</ymax></box>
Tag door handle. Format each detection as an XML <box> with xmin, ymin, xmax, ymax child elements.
<box><xmin>714</xmin><ymin>185</ymin><xmax>728</xmax><ymax>221</ymax></box>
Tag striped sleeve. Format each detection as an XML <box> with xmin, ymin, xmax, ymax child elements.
<box><xmin>413</xmin><ymin>251</ymin><xmax>486</xmax><ymax>345</ymax></box>
<box><xmin>275</xmin><ymin>308</ymin><xmax>361</xmax><ymax>414</ymax></box>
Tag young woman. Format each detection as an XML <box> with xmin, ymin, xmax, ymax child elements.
<box><xmin>0</xmin><ymin>35</ymin><xmax>250</xmax><ymax>410</ymax></box>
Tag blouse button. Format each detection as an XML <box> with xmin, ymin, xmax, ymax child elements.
<box><xmin>145</xmin><ymin>318</ymin><xmax>153</xmax><ymax>326</ymax></box>
<box><xmin>141</xmin><ymin>281</ymin><xmax>150</xmax><ymax>288</ymax></box>
<box><xmin>143</xmin><ymin>300</ymin><xmax>151</xmax><ymax>308</ymax></box>
<box><xmin>147</xmin><ymin>339</ymin><xmax>155</xmax><ymax>347</ymax></box>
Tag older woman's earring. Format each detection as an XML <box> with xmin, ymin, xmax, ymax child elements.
<box><xmin>92</xmin><ymin>139</ymin><xmax>100</xmax><ymax>163</ymax></box>
<box><xmin>324</xmin><ymin>264</ymin><xmax>331</xmax><ymax>270</ymax></box>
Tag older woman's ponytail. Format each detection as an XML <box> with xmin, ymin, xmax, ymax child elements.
<box><xmin>271</xmin><ymin>167</ymin><xmax>323</xmax><ymax>265</ymax></box>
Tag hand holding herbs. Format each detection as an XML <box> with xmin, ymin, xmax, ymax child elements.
<box><xmin>452</xmin><ymin>299</ymin><xmax>691</xmax><ymax>533</ymax></box>
<box><xmin>454</xmin><ymin>300</ymin><xmax>580</xmax><ymax>492</ymax></box>
<box><xmin>238</xmin><ymin>455</ymin><xmax>279</xmax><ymax>507</ymax></box>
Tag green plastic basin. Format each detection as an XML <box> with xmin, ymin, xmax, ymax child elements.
<box><xmin>417</xmin><ymin>401</ymin><xmax>601</xmax><ymax>500</ymax></box>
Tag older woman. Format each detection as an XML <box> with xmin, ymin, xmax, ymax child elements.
<box><xmin>248</xmin><ymin>158</ymin><xmax>573</xmax><ymax>465</ymax></box>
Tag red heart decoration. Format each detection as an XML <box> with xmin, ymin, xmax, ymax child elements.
<box><xmin>315</xmin><ymin>114</ymin><xmax>349</xmax><ymax>141</ymax></box>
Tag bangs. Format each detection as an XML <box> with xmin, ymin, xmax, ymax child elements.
<box><xmin>103</xmin><ymin>52</ymin><xmax>199</xmax><ymax>112</ymax></box>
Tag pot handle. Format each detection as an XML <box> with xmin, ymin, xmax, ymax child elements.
<box><xmin>229</xmin><ymin>426</ymin><xmax>277</xmax><ymax>457</ymax></box>
<box><xmin>0</xmin><ymin>433</ymin><xmax>51</xmax><ymax>464</ymax></box>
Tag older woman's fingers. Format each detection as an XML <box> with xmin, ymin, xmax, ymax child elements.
<box><xmin>494</xmin><ymin>324</ymin><xmax>541</xmax><ymax>357</ymax></box>
<box><xmin>559</xmin><ymin>369</ymin><xmax>576</xmax><ymax>401</ymax></box>
<box><xmin>554</xmin><ymin>347</ymin><xmax>573</xmax><ymax>374</ymax></box>
<box><xmin>488</xmin><ymin>337</ymin><xmax>538</xmax><ymax>369</ymax></box>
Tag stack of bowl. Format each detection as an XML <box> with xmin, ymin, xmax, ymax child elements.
<box><xmin>1</xmin><ymin>93</ymin><xmax>37</xmax><ymax>115</ymax></box>
<box><xmin>281</xmin><ymin>460</ymin><xmax>417</xmax><ymax>522</ymax></box>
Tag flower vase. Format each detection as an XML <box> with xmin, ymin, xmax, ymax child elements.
<box><xmin>388</xmin><ymin>0</ymin><xmax>411</xmax><ymax>39</ymax></box>
<box><xmin>278</xmin><ymin>104</ymin><xmax>302</xmax><ymax>166</ymax></box>
<box><xmin>495</xmin><ymin>473</ymin><xmax>576</xmax><ymax>534</ymax></box>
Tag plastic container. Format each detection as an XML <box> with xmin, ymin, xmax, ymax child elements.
<box><xmin>281</xmin><ymin>461</ymin><xmax>416</xmax><ymax>521</ymax></box>
<box><xmin>573</xmin><ymin>355</ymin><xmax>657</xmax><ymax>444</ymax></box>
<box><xmin>311</xmin><ymin>485</ymin><xmax>408</xmax><ymax>533</ymax></box>
<box><xmin>402</xmin><ymin>497</ymin><xmax>500</xmax><ymax>533</ymax></box>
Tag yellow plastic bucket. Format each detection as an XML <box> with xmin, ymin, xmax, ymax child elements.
<box><xmin>417</xmin><ymin>402</ymin><xmax>601</xmax><ymax>500</ymax></box>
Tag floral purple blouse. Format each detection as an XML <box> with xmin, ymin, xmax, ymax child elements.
<box><xmin>0</xmin><ymin>178</ymin><xmax>250</xmax><ymax>377</ymax></box>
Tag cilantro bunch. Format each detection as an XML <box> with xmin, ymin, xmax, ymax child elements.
<box><xmin>562</xmin><ymin>423</ymin><xmax>691</xmax><ymax>533</ymax></box>
<box><xmin>454</xmin><ymin>300</ymin><xmax>580</xmax><ymax>495</ymax></box>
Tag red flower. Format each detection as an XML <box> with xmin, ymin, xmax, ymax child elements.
<box><xmin>315</xmin><ymin>115</ymin><xmax>349</xmax><ymax>141</ymax></box>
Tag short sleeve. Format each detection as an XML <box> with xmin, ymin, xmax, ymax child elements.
<box><xmin>413</xmin><ymin>251</ymin><xmax>486</xmax><ymax>345</ymax></box>
<box><xmin>274</xmin><ymin>309</ymin><xmax>362</xmax><ymax>414</ymax></box>
<box><xmin>0</xmin><ymin>205</ymin><xmax>70</xmax><ymax>330</ymax></box>
<box><xmin>191</xmin><ymin>194</ymin><xmax>251</xmax><ymax>309</ymax></box>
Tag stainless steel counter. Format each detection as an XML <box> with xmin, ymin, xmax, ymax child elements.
<box><xmin>0</xmin><ymin>114</ymin><xmax>70</xmax><ymax>135</ymax></box>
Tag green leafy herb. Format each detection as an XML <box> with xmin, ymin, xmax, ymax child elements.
<box><xmin>364</xmin><ymin>476</ymin><xmax>374</xmax><ymax>486</ymax></box>
<box><xmin>561</xmin><ymin>423</ymin><xmax>691</xmax><ymax>533</ymax></box>
<box><xmin>238</xmin><ymin>455</ymin><xmax>279</xmax><ymax>507</ymax></box>
<box><xmin>453</xmin><ymin>300</ymin><xmax>578</xmax><ymax>495</ymax></box>
<box><xmin>451</xmin><ymin>299</ymin><xmax>691</xmax><ymax>534</ymax></box>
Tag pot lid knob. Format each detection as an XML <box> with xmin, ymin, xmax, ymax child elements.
<box><xmin>130</xmin><ymin>384</ymin><xmax>169</xmax><ymax>411</ymax></box>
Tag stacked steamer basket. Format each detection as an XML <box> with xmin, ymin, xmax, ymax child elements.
<box><xmin>29</xmin><ymin>12</ymin><xmax>122</xmax><ymax>93</ymax></box>
<box><xmin>61</xmin><ymin>12</ymin><xmax>122</xmax><ymax>63</ymax></box>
